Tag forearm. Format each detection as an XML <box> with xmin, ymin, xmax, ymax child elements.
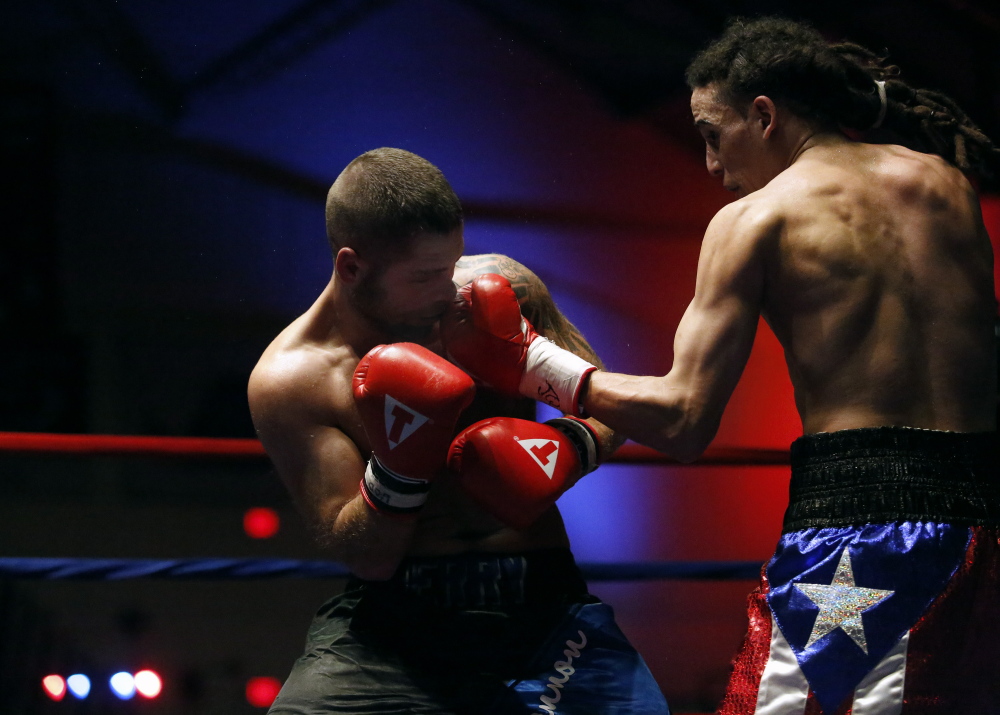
<box><xmin>315</xmin><ymin>492</ymin><xmax>419</xmax><ymax>580</ymax></box>
<box><xmin>339</xmin><ymin>340</ymin><xmax>472</xmax><ymax>579</ymax></box>
<box><xmin>581</xmin><ymin>371</ymin><xmax>717</xmax><ymax>462</ymax></box>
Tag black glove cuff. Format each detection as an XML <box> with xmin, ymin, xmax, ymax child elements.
<box><xmin>359</xmin><ymin>455</ymin><xmax>430</xmax><ymax>516</ymax></box>
<box><xmin>545</xmin><ymin>417</ymin><xmax>599</xmax><ymax>475</ymax></box>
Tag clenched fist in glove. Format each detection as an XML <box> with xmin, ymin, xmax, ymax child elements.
<box><xmin>353</xmin><ymin>342</ymin><xmax>475</xmax><ymax>517</ymax></box>
<box><xmin>447</xmin><ymin>415</ymin><xmax>599</xmax><ymax>529</ymax></box>
<box><xmin>440</xmin><ymin>273</ymin><xmax>596</xmax><ymax>415</ymax></box>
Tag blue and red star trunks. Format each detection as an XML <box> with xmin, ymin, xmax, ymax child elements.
<box><xmin>718</xmin><ymin>426</ymin><xmax>999</xmax><ymax>715</ymax></box>
<box><xmin>267</xmin><ymin>548</ymin><xmax>669</xmax><ymax>714</ymax></box>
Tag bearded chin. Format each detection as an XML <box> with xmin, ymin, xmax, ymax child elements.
<box><xmin>385</xmin><ymin>322</ymin><xmax>435</xmax><ymax>342</ymax></box>
<box><xmin>350</xmin><ymin>280</ymin><xmax>434</xmax><ymax>343</ymax></box>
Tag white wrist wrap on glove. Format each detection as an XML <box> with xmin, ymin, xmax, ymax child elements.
<box><xmin>519</xmin><ymin>333</ymin><xmax>596</xmax><ymax>416</ymax></box>
<box><xmin>360</xmin><ymin>456</ymin><xmax>430</xmax><ymax>516</ymax></box>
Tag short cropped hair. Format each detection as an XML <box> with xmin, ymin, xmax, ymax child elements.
<box><xmin>325</xmin><ymin>148</ymin><xmax>463</xmax><ymax>260</ymax></box>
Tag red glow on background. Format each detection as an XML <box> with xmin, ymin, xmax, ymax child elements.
<box><xmin>42</xmin><ymin>675</ymin><xmax>66</xmax><ymax>701</ymax></box>
<box><xmin>246</xmin><ymin>676</ymin><xmax>282</xmax><ymax>708</ymax></box>
<box><xmin>980</xmin><ymin>194</ymin><xmax>1000</xmax><ymax>298</ymax></box>
<box><xmin>243</xmin><ymin>507</ymin><xmax>280</xmax><ymax>539</ymax></box>
<box><xmin>134</xmin><ymin>669</ymin><xmax>162</xmax><ymax>698</ymax></box>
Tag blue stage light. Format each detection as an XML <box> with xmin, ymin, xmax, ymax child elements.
<box><xmin>109</xmin><ymin>672</ymin><xmax>136</xmax><ymax>699</ymax></box>
<box><xmin>66</xmin><ymin>674</ymin><xmax>91</xmax><ymax>699</ymax></box>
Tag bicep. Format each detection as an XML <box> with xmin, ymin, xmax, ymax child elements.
<box><xmin>669</xmin><ymin>212</ymin><xmax>767</xmax><ymax>418</ymax></box>
<box><xmin>273</xmin><ymin>425</ymin><xmax>367</xmax><ymax>528</ymax></box>
<box><xmin>250</xmin><ymin>383</ymin><xmax>365</xmax><ymax>529</ymax></box>
<box><xmin>670</xmin><ymin>286</ymin><xmax>759</xmax><ymax>415</ymax></box>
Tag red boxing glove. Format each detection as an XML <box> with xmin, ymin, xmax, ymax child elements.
<box><xmin>353</xmin><ymin>343</ymin><xmax>475</xmax><ymax>517</ymax></box>
<box><xmin>440</xmin><ymin>274</ymin><xmax>596</xmax><ymax>415</ymax></box>
<box><xmin>447</xmin><ymin>416</ymin><xmax>599</xmax><ymax>529</ymax></box>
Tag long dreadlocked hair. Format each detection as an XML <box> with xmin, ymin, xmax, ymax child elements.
<box><xmin>685</xmin><ymin>16</ymin><xmax>1000</xmax><ymax>181</ymax></box>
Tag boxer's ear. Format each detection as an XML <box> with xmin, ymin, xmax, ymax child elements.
<box><xmin>335</xmin><ymin>247</ymin><xmax>365</xmax><ymax>284</ymax></box>
<box><xmin>751</xmin><ymin>95</ymin><xmax>778</xmax><ymax>139</ymax></box>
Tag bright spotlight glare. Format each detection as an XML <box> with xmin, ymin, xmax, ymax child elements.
<box><xmin>42</xmin><ymin>675</ymin><xmax>66</xmax><ymax>701</ymax></box>
<box><xmin>134</xmin><ymin>669</ymin><xmax>163</xmax><ymax>698</ymax></box>
<box><xmin>67</xmin><ymin>674</ymin><xmax>91</xmax><ymax>698</ymax></box>
<box><xmin>110</xmin><ymin>671</ymin><xmax>136</xmax><ymax>699</ymax></box>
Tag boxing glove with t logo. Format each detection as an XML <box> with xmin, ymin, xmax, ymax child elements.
<box><xmin>447</xmin><ymin>416</ymin><xmax>599</xmax><ymax>529</ymax></box>
<box><xmin>353</xmin><ymin>343</ymin><xmax>475</xmax><ymax>517</ymax></box>
<box><xmin>441</xmin><ymin>273</ymin><xmax>596</xmax><ymax>415</ymax></box>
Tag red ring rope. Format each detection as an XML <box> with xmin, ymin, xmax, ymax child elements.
<box><xmin>0</xmin><ymin>432</ymin><xmax>789</xmax><ymax>464</ymax></box>
<box><xmin>0</xmin><ymin>432</ymin><xmax>265</xmax><ymax>457</ymax></box>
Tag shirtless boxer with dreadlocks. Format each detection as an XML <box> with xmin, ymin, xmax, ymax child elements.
<box><xmin>440</xmin><ymin>17</ymin><xmax>999</xmax><ymax>714</ymax></box>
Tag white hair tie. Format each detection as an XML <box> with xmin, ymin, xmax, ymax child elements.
<box><xmin>871</xmin><ymin>80</ymin><xmax>887</xmax><ymax>129</ymax></box>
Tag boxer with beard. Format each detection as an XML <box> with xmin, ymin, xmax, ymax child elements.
<box><xmin>248</xmin><ymin>147</ymin><xmax>669</xmax><ymax>715</ymax></box>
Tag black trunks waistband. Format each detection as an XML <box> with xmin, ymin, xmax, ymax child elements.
<box><xmin>783</xmin><ymin>426</ymin><xmax>999</xmax><ymax>532</ymax></box>
<box><xmin>349</xmin><ymin>548</ymin><xmax>589</xmax><ymax>610</ymax></box>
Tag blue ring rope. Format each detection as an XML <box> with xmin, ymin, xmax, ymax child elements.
<box><xmin>0</xmin><ymin>557</ymin><xmax>762</xmax><ymax>582</ymax></box>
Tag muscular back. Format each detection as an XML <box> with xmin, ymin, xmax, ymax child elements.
<box><xmin>761</xmin><ymin>142</ymin><xmax>996</xmax><ymax>434</ymax></box>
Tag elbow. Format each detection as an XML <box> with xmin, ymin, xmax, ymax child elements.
<box><xmin>639</xmin><ymin>429</ymin><xmax>708</xmax><ymax>464</ymax></box>
<box><xmin>658</xmin><ymin>431</ymin><xmax>709</xmax><ymax>463</ymax></box>
<box><xmin>654</xmin><ymin>412</ymin><xmax>718</xmax><ymax>464</ymax></box>
<box><xmin>337</xmin><ymin>541</ymin><xmax>404</xmax><ymax>581</ymax></box>
<box><xmin>309</xmin><ymin>505</ymin><xmax>405</xmax><ymax>582</ymax></box>
<box><xmin>635</xmin><ymin>382</ymin><xmax>718</xmax><ymax>462</ymax></box>
<box><xmin>332</xmin><ymin>537</ymin><xmax>406</xmax><ymax>582</ymax></box>
<box><xmin>671</xmin><ymin>439</ymin><xmax>710</xmax><ymax>464</ymax></box>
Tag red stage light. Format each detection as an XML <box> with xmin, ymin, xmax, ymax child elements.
<box><xmin>42</xmin><ymin>675</ymin><xmax>66</xmax><ymax>701</ymax></box>
<box><xmin>243</xmin><ymin>507</ymin><xmax>280</xmax><ymax>539</ymax></box>
<box><xmin>245</xmin><ymin>676</ymin><xmax>282</xmax><ymax>708</ymax></box>
<box><xmin>134</xmin><ymin>669</ymin><xmax>162</xmax><ymax>698</ymax></box>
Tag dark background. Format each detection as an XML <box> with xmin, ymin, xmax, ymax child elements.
<box><xmin>2</xmin><ymin>1</ymin><xmax>999</xmax><ymax>712</ymax></box>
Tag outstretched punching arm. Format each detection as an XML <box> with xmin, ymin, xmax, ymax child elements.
<box><xmin>445</xmin><ymin>205</ymin><xmax>769</xmax><ymax>463</ymax></box>
<box><xmin>452</xmin><ymin>254</ymin><xmax>626</xmax><ymax>463</ymax></box>
<box><xmin>582</xmin><ymin>202</ymin><xmax>769</xmax><ymax>461</ymax></box>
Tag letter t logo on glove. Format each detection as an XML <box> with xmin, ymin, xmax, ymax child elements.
<box><xmin>384</xmin><ymin>396</ymin><xmax>429</xmax><ymax>449</ymax></box>
<box><xmin>516</xmin><ymin>438</ymin><xmax>560</xmax><ymax>479</ymax></box>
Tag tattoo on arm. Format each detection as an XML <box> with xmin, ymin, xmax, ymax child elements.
<box><xmin>456</xmin><ymin>255</ymin><xmax>625</xmax><ymax>460</ymax></box>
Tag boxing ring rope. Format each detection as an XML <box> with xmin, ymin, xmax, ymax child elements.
<box><xmin>1</xmin><ymin>431</ymin><xmax>783</xmax><ymax>583</ymax></box>
<box><xmin>0</xmin><ymin>431</ymin><xmax>790</xmax><ymax>464</ymax></box>
<box><xmin>0</xmin><ymin>558</ymin><xmax>763</xmax><ymax>582</ymax></box>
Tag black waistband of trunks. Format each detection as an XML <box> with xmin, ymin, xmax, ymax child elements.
<box><xmin>782</xmin><ymin>426</ymin><xmax>999</xmax><ymax>532</ymax></box>
<box><xmin>349</xmin><ymin>548</ymin><xmax>589</xmax><ymax>610</ymax></box>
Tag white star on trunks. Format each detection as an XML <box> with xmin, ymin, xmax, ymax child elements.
<box><xmin>794</xmin><ymin>547</ymin><xmax>894</xmax><ymax>655</ymax></box>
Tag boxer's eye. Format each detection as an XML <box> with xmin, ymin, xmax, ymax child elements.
<box><xmin>412</xmin><ymin>269</ymin><xmax>449</xmax><ymax>284</ymax></box>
